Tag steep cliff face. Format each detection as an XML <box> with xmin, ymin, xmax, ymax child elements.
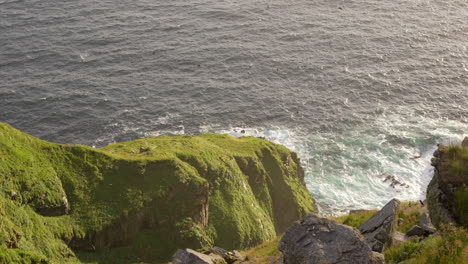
<box><xmin>427</xmin><ymin>140</ymin><xmax>468</xmax><ymax>228</ymax></box>
<box><xmin>0</xmin><ymin>122</ymin><xmax>316</xmax><ymax>263</ymax></box>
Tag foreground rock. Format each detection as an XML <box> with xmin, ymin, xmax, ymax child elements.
<box><xmin>358</xmin><ymin>199</ymin><xmax>400</xmax><ymax>252</ymax></box>
<box><xmin>279</xmin><ymin>213</ymin><xmax>374</xmax><ymax>264</ymax></box>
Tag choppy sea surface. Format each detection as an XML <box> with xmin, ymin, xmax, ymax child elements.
<box><xmin>1</xmin><ymin>0</ymin><xmax>467</xmax><ymax>215</ymax></box>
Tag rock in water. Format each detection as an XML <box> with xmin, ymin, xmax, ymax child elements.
<box><xmin>172</xmin><ymin>248</ymin><xmax>227</xmax><ymax>264</ymax></box>
<box><xmin>279</xmin><ymin>213</ymin><xmax>373</xmax><ymax>264</ymax></box>
<box><xmin>358</xmin><ymin>199</ymin><xmax>400</xmax><ymax>252</ymax></box>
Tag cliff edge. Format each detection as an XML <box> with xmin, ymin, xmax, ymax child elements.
<box><xmin>427</xmin><ymin>139</ymin><xmax>468</xmax><ymax>228</ymax></box>
<box><xmin>0</xmin><ymin>122</ymin><xmax>316</xmax><ymax>263</ymax></box>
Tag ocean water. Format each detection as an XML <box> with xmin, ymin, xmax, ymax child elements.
<box><xmin>1</xmin><ymin>0</ymin><xmax>467</xmax><ymax>215</ymax></box>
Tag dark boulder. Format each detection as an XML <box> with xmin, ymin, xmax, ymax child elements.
<box><xmin>406</xmin><ymin>225</ymin><xmax>430</xmax><ymax>237</ymax></box>
<box><xmin>357</xmin><ymin>199</ymin><xmax>400</xmax><ymax>252</ymax></box>
<box><xmin>279</xmin><ymin>213</ymin><xmax>373</xmax><ymax>264</ymax></box>
<box><xmin>419</xmin><ymin>212</ymin><xmax>437</xmax><ymax>234</ymax></box>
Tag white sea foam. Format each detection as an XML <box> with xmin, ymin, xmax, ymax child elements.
<box><xmin>204</xmin><ymin>109</ymin><xmax>467</xmax><ymax>216</ymax></box>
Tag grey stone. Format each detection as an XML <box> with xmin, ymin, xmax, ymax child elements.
<box><xmin>173</xmin><ymin>248</ymin><xmax>227</xmax><ymax>264</ymax></box>
<box><xmin>406</xmin><ymin>225</ymin><xmax>428</xmax><ymax>237</ymax></box>
<box><xmin>406</xmin><ymin>224</ymin><xmax>436</xmax><ymax>237</ymax></box>
<box><xmin>357</xmin><ymin>199</ymin><xmax>400</xmax><ymax>252</ymax></box>
<box><xmin>419</xmin><ymin>212</ymin><xmax>436</xmax><ymax>234</ymax></box>
<box><xmin>279</xmin><ymin>213</ymin><xmax>373</xmax><ymax>264</ymax></box>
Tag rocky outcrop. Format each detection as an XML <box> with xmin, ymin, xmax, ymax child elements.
<box><xmin>427</xmin><ymin>142</ymin><xmax>468</xmax><ymax>228</ymax></box>
<box><xmin>357</xmin><ymin>199</ymin><xmax>400</xmax><ymax>252</ymax></box>
<box><xmin>279</xmin><ymin>213</ymin><xmax>373</xmax><ymax>264</ymax></box>
<box><xmin>172</xmin><ymin>248</ymin><xmax>227</xmax><ymax>264</ymax></box>
<box><xmin>0</xmin><ymin>122</ymin><xmax>316</xmax><ymax>263</ymax></box>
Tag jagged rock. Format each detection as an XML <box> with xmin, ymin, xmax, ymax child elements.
<box><xmin>406</xmin><ymin>225</ymin><xmax>428</xmax><ymax>237</ymax></box>
<box><xmin>358</xmin><ymin>199</ymin><xmax>400</xmax><ymax>252</ymax></box>
<box><xmin>419</xmin><ymin>212</ymin><xmax>437</xmax><ymax>234</ymax></box>
<box><xmin>206</xmin><ymin>247</ymin><xmax>243</xmax><ymax>263</ymax></box>
<box><xmin>371</xmin><ymin>252</ymin><xmax>385</xmax><ymax>264</ymax></box>
<box><xmin>279</xmin><ymin>213</ymin><xmax>373</xmax><ymax>264</ymax></box>
<box><xmin>172</xmin><ymin>248</ymin><xmax>227</xmax><ymax>264</ymax></box>
<box><xmin>381</xmin><ymin>174</ymin><xmax>409</xmax><ymax>189</ymax></box>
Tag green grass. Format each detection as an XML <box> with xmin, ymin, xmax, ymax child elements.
<box><xmin>239</xmin><ymin>236</ymin><xmax>282</xmax><ymax>264</ymax></box>
<box><xmin>384</xmin><ymin>225</ymin><xmax>468</xmax><ymax>264</ymax></box>
<box><xmin>443</xmin><ymin>145</ymin><xmax>468</xmax><ymax>227</ymax></box>
<box><xmin>0</xmin><ymin>122</ymin><xmax>316</xmax><ymax>263</ymax></box>
<box><xmin>447</xmin><ymin>145</ymin><xmax>468</xmax><ymax>179</ymax></box>
<box><xmin>396</xmin><ymin>201</ymin><xmax>423</xmax><ymax>233</ymax></box>
<box><xmin>330</xmin><ymin>210</ymin><xmax>379</xmax><ymax>227</ymax></box>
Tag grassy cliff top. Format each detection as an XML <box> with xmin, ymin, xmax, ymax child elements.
<box><xmin>0</xmin><ymin>122</ymin><xmax>316</xmax><ymax>264</ymax></box>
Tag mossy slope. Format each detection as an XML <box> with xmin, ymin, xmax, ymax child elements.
<box><xmin>427</xmin><ymin>143</ymin><xmax>468</xmax><ymax>228</ymax></box>
<box><xmin>0</xmin><ymin>122</ymin><xmax>316</xmax><ymax>263</ymax></box>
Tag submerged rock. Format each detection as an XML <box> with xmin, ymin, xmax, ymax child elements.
<box><xmin>173</xmin><ymin>248</ymin><xmax>227</xmax><ymax>264</ymax></box>
<box><xmin>358</xmin><ymin>199</ymin><xmax>400</xmax><ymax>252</ymax></box>
<box><xmin>279</xmin><ymin>213</ymin><xmax>373</xmax><ymax>264</ymax></box>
